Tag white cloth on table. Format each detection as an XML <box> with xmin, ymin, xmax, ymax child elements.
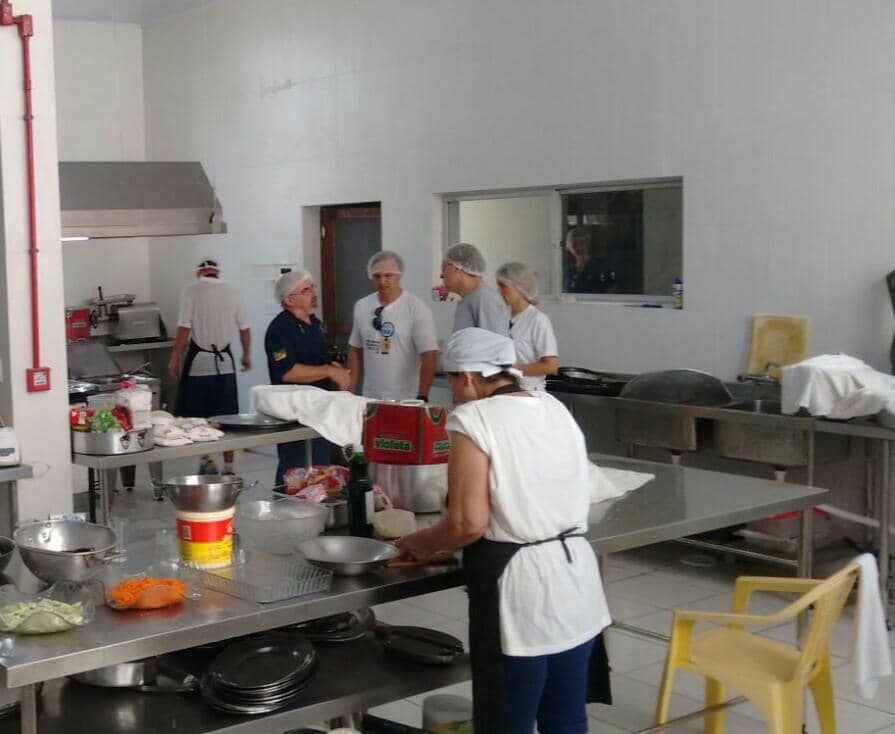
<box><xmin>154</xmin><ymin>424</ymin><xmax>193</xmax><ymax>446</ymax></box>
<box><xmin>251</xmin><ymin>384</ymin><xmax>371</xmax><ymax>447</ymax></box>
<box><xmin>186</xmin><ymin>425</ymin><xmax>225</xmax><ymax>442</ymax></box>
<box><xmin>781</xmin><ymin>354</ymin><xmax>895</xmax><ymax>418</ymax></box>
<box><xmin>851</xmin><ymin>553</ymin><xmax>892</xmax><ymax>700</ymax></box>
<box><xmin>590</xmin><ymin>464</ymin><xmax>654</xmax><ymax>504</ymax></box>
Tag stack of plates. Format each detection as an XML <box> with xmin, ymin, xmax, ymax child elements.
<box><xmin>200</xmin><ymin>635</ymin><xmax>316</xmax><ymax>715</ymax></box>
<box><xmin>278</xmin><ymin>608</ymin><xmax>376</xmax><ymax>644</ymax></box>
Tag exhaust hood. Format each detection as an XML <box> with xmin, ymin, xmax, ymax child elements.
<box><xmin>59</xmin><ymin>161</ymin><xmax>227</xmax><ymax>240</ymax></box>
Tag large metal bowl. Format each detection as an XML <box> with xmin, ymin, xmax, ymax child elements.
<box><xmin>70</xmin><ymin>658</ymin><xmax>158</xmax><ymax>688</ymax></box>
<box><xmin>296</xmin><ymin>536</ymin><xmax>400</xmax><ymax>576</ymax></box>
<box><xmin>154</xmin><ymin>475</ymin><xmax>247</xmax><ymax>512</ymax></box>
<box><xmin>14</xmin><ymin>521</ymin><xmax>118</xmax><ymax>583</ymax></box>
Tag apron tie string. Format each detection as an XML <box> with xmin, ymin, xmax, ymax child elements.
<box><xmin>524</xmin><ymin>527</ymin><xmax>586</xmax><ymax>563</ymax></box>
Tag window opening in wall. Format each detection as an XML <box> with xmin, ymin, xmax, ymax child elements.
<box><xmin>444</xmin><ymin>178</ymin><xmax>682</xmax><ymax>304</ymax></box>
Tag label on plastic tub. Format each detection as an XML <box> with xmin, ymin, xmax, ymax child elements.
<box><xmin>177</xmin><ymin>508</ymin><xmax>234</xmax><ymax>570</ymax></box>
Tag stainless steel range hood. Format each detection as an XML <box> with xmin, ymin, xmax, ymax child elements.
<box><xmin>59</xmin><ymin>161</ymin><xmax>227</xmax><ymax>239</ymax></box>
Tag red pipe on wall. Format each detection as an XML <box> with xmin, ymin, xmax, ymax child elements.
<box><xmin>1</xmin><ymin>1</ymin><xmax>50</xmax><ymax>391</ymax></box>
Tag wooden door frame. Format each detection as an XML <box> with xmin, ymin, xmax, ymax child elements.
<box><xmin>320</xmin><ymin>203</ymin><xmax>381</xmax><ymax>336</ymax></box>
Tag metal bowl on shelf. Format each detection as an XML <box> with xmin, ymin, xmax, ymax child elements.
<box><xmin>70</xmin><ymin>658</ymin><xmax>158</xmax><ymax>688</ymax></box>
<box><xmin>14</xmin><ymin>520</ymin><xmax>119</xmax><ymax>583</ymax></box>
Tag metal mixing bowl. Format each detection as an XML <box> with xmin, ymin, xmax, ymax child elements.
<box><xmin>296</xmin><ymin>536</ymin><xmax>400</xmax><ymax>576</ymax></box>
<box><xmin>70</xmin><ymin>658</ymin><xmax>158</xmax><ymax>688</ymax></box>
<box><xmin>154</xmin><ymin>475</ymin><xmax>248</xmax><ymax>512</ymax></box>
<box><xmin>14</xmin><ymin>521</ymin><xmax>118</xmax><ymax>583</ymax></box>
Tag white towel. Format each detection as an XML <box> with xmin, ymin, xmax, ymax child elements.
<box><xmin>851</xmin><ymin>553</ymin><xmax>892</xmax><ymax>700</ymax></box>
<box><xmin>590</xmin><ymin>463</ymin><xmax>654</xmax><ymax>504</ymax></box>
<box><xmin>781</xmin><ymin>354</ymin><xmax>895</xmax><ymax>418</ymax></box>
<box><xmin>251</xmin><ymin>385</ymin><xmax>371</xmax><ymax>447</ymax></box>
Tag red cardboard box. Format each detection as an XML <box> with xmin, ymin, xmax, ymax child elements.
<box><xmin>363</xmin><ymin>402</ymin><xmax>451</xmax><ymax>465</ymax></box>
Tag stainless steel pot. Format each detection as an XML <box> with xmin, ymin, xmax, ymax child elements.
<box><xmin>14</xmin><ymin>521</ymin><xmax>120</xmax><ymax>583</ymax></box>
<box><xmin>71</xmin><ymin>658</ymin><xmax>158</xmax><ymax>687</ymax></box>
<box><xmin>71</xmin><ymin>427</ymin><xmax>154</xmax><ymax>456</ymax></box>
<box><xmin>154</xmin><ymin>475</ymin><xmax>256</xmax><ymax>512</ymax></box>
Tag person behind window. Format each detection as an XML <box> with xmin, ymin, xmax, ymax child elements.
<box><xmin>346</xmin><ymin>250</ymin><xmax>438</xmax><ymax>401</ymax></box>
<box><xmin>496</xmin><ymin>262</ymin><xmax>559</xmax><ymax>391</ymax></box>
<box><xmin>396</xmin><ymin>328</ymin><xmax>611</xmax><ymax>734</ymax></box>
<box><xmin>564</xmin><ymin>227</ymin><xmax>603</xmax><ymax>293</ymax></box>
<box><xmin>441</xmin><ymin>242</ymin><xmax>509</xmax><ymax>336</ymax></box>
<box><xmin>264</xmin><ymin>270</ymin><xmax>351</xmax><ymax>484</ymax></box>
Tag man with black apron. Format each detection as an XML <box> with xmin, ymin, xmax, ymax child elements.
<box><xmin>264</xmin><ymin>270</ymin><xmax>351</xmax><ymax>485</ymax></box>
<box><xmin>168</xmin><ymin>258</ymin><xmax>251</xmax><ymax>474</ymax></box>
<box><xmin>397</xmin><ymin>328</ymin><xmax>611</xmax><ymax>734</ymax></box>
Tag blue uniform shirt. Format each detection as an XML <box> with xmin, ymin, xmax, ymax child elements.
<box><xmin>264</xmin><ymin>310</ymin><xmax>331</xmax><ymax>389</ymax></box>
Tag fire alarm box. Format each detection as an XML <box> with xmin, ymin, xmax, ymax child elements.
<box><xmin>362</xmin><ymin>403</ymin><xmax>451</xmax><ymax>465</ymax></box>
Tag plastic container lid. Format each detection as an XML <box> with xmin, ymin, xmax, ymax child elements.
<box><xmin>422</xmin><ymin>694</ymin><xmax>473</xmax><ymax>730</ymax></box>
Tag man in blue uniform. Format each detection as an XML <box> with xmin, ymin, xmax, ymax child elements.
<box><xmin>265</xmin><ymin>269</ymin><xmax>351</xmax><ymax>484</ymax></box>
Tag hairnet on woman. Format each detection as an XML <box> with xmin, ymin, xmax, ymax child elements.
<box><xmin>397</xmin><ymin>327</ymin><xmax>611</xmax><ymax>734</ymax></box>
<box><xmin>496</xmin><ymin>262</ymin><xmax>559</xmax><ymax>391</ymax></box>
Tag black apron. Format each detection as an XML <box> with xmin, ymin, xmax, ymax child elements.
<box><xmin>463</xmin><ymin>383</ymin><xmax>612</xmax><ymax>734</ymax></box>
<box><xmin>176</xmin><ymin>339</ymin><xmax>235</xmax><ymax>414</ymax></box>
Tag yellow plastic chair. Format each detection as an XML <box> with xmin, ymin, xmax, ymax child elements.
<box><xmin>655</xmin><ymin>561</ymin><xmax>860</xmax><ymax>734</ymax></box>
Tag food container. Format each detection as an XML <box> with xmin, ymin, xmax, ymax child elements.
<box><xmin>362</xmin><ymin>402</ymin><xmax>451</xmax><ymax>465</ymax></box>
<box><xmin>102</xmin><ymin>562</ymin><xmax>201</xmax><ymax>610</ymax></box>
<box><xmin>0</xmin><ymin>581</ymin><xmax>95</xmax><ymax>634</ymax></box>
<box><xmin>422</xmin><ymin>694</ymin><xmax>473</xmax><ymax>733</ymax></box>
<box><xmin>234</xmin><ymin>498</ymin><xmax>328</xmax><ymax>555</ymax></box>
<box><xmin>155</xmin><ymin>474</ymin><xmax>248</xmax><ymax>512</ymax></box>
<box><xmin>71</xmin><ymin>427</ymin><xmax>154</xmax><ymax>456</ymax></box>
<box><xmin>176</xmin><ymin>508</ymin><xmax>234</xmax><ymax>570</ymax></box>
<box><xmin>14</xmin><ymin>520</ymin><xmax>120</xmax><ymax>583</ymax></box>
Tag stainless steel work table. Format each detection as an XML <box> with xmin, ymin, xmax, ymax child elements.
<box><xmin>72</xmin><ymin>426</ymin><xmax>320</xmax><ymax>524</ymax></box>
<box><xmin>0</xmin><ymin>456</ymin><xmax>829</xmax><ymax>734</ymax></box>
<box><xmin>0</xmin><ymin>465</ymin><xmax>32</xmax><ymax>538</ymax></box>
<box><xmin>563</xmin><ymin>390</ymin><xmax>895</xmax><ymax>611</ymax></box>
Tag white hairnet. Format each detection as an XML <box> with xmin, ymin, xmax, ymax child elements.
<box><xmin>443</xmin><ymin>327</ymin><xmax>522</xmax><ymax>378</ymax></box>
<box><xmin>367</xmin><ymin>250</ymin><xmax>405</xmax><ymax>278</ymax></box>
<box><xmin>496</xmin><ymin>261</ymin><xmax>539</xmax><ymax>304</ymax></box>
<box><xmin>197</xmin><ymin>257</ymin><xmax>219</xmax><ymax>273</ymax></box>
<box><xmin>275</xmin><ymin>269</ymin><xmax>313</xmax><ymax>301</ymax></box>
<box><xmin>443</xmin><ymin>242</ymin><xmax>486</xmax><ymax>277</ymax></box>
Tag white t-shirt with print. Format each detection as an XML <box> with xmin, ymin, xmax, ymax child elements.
<box><xmin>177</xmin><ymin>277</ymin><xmax>249</xmax><ymax>377</ymax></box>
<box><xmin>510</xmin><ymin>305</ymin><xmax>558</xmax><ymax>391</ymax></box>
<box><xmin>447</xmin><ymin>391</ymin><xmax>611</xmax><ymax>656</ymax></box>
<box><xmin>348</xmin><ymin>291</ymin><xmax>439</xmax><ymax>399</ymax></box>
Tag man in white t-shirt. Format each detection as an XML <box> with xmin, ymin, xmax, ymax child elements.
<box><xmin>168</xmin><ymin>258</ymin><xmax>251</xmax><ymax>473</ymax></box>
<box><xmin>347</xmin><ymin>251</ymin><xmax>438</xmax><ymax>400</ymax></box>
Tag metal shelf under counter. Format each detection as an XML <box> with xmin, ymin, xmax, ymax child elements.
<box><xmin>104</xmin><ymin>339</ymin><xmax>175</xmax><ymax>353</ymax></box>
<box><xmin>0</xmin><ymin>637</ymin><xmax>469</xmax><ymax>734</ymax></box>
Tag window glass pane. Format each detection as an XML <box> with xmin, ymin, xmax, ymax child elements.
<box><xmin>562</xmin><ymin>182</ymin><xmax>682</xmax><ymax>297</ymax></box>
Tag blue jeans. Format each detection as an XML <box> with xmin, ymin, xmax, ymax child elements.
<box><xmin>502</xmin><ymin>637</ymin><xmax>596</xmax><ymax>734</ymax></box>
<box><xmin>275</xmin><ymin>438</ymin><xmax>335</xmax><ymax>485</ymax></box>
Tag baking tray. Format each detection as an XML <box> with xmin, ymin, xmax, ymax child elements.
<box><xmin>179</xmin><ymin>551</ymin><xmax>332</xmax><ymax>603</ymax></box>
<box><xmin>210</xmin><ymin>413</ymin><xmax>295</xmax><ymax>429</ymax></box>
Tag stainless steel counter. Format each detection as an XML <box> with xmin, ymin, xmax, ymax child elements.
<box><xmin>0</xmin><ymin>465</ymin><xmax>32</xmax><ymax>539</ymax></box>
<box><xmin>0</xmin><ymin>467</ymin><xmax>33</xmax><ymax>484</ymax></box>
<box><xmin>71</xmin><ymin>426</ymin><xmax>320</xmax><ymax>524</ymax></box>
<box><xmin>1</xmin><ymin>455</ymin><xmax>829</xmax><ymax>734</ymax></box>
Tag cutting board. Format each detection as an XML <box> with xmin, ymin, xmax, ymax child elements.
<box><xmin>745</xmin><ymin>314</ymin><xmax>810</xmax><ymax>379</ymax></box>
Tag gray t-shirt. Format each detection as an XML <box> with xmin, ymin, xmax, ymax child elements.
<box><xmin>452</xmin><ymin>283</ymin><xmax>510</xmax><ymax>336</ymax></box>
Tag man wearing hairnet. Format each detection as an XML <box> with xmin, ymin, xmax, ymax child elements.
<box><xmin>168</xmin><ymin>258</ymin><xmax>251</xmax><ymax>475</ymax></box>
<box><xmin>264</xmin><ymin>270</ymin><xmax>351</xmax><ymax>483</ymax></box>
<box><xmin>497</xmin><ymin>262</ymin><xmax>559</xmax><ymax>391</ymax></box>
<box><xmin>347</xmin><ymin>250</ymin><xmax>439</xmax><ymax>400</ymax></box>
<box><xmin>441</xmin><ymin>242</ymin><xmax>509</xmax><ymax>336</ymax></box>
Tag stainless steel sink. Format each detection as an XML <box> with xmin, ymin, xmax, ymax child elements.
<box><xmin>726</xmin><ymin>399</ymin><xmax>783</xmax><ymax>415</ymax></box>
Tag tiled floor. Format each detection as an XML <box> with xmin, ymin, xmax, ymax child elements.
<box><xmin>101</xmin><ymin>452</ymin><xmax>895</xmax><ymax>733</ymax></box>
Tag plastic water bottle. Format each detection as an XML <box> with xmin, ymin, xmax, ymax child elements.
<box><xmin>672</xmin><ymin>278</ymin><xmax>684</xmax><ymax>309</ymax></box>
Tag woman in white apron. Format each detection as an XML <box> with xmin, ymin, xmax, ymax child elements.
<box><xmin>397</xmin><ymin>328</ymin><xmax>612</xmax><ymax>734</ymax></box>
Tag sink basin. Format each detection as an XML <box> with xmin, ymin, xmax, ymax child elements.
<box><xmin>726</xmin><ymin>399</ymin><xmax>783</xmax><ymax>415</ymax></box>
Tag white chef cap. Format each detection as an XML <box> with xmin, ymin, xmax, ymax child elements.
<box><xmin>496</xmin><ymin>261</ymin><xmax>539</xmax><ymax>304</ymax></box>
<box><xmin>443</xmin><ymin>327</ymin><xmax>522</xmax><ymax>378</ymax></box>
<box><xmin>274</xmin><ymin>269</ymin><xmax>313</xmax><ymax>301</ymax></box>
<box><xmin>443</xmin><ymin>242</ymin><xmax>486</xmax><ymax>277</ymax></box>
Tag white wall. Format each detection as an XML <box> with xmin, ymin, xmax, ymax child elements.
<box><xmin>457</xmin><ymin>196</ymin><xmax>554</xmax><ymax>292</ymax></box>
<box><xmin>142</xmin><ymin>0</ymin><xmax>895</xmax><ymax>383</ymax></box>
<box><xmin>0</xmin><ymin>0</ymin><xmax>72</xmax><ymax>519</ymax></box>
<box><xmin>53</xmin><ymin>20</ymin><xmax>151</xmax><ymax>309</ymax></box>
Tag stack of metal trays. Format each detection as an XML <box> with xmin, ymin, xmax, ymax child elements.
<box><xmin>200</xmin><ymin>635</ymin><xmax>317</xmax><ymax>715</ymax></box>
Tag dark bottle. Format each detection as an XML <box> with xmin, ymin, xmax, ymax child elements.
<box><xmin>347</xmin><ymin>451</ymin><xmax>373</xmax><ymax>537</ymax></box>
